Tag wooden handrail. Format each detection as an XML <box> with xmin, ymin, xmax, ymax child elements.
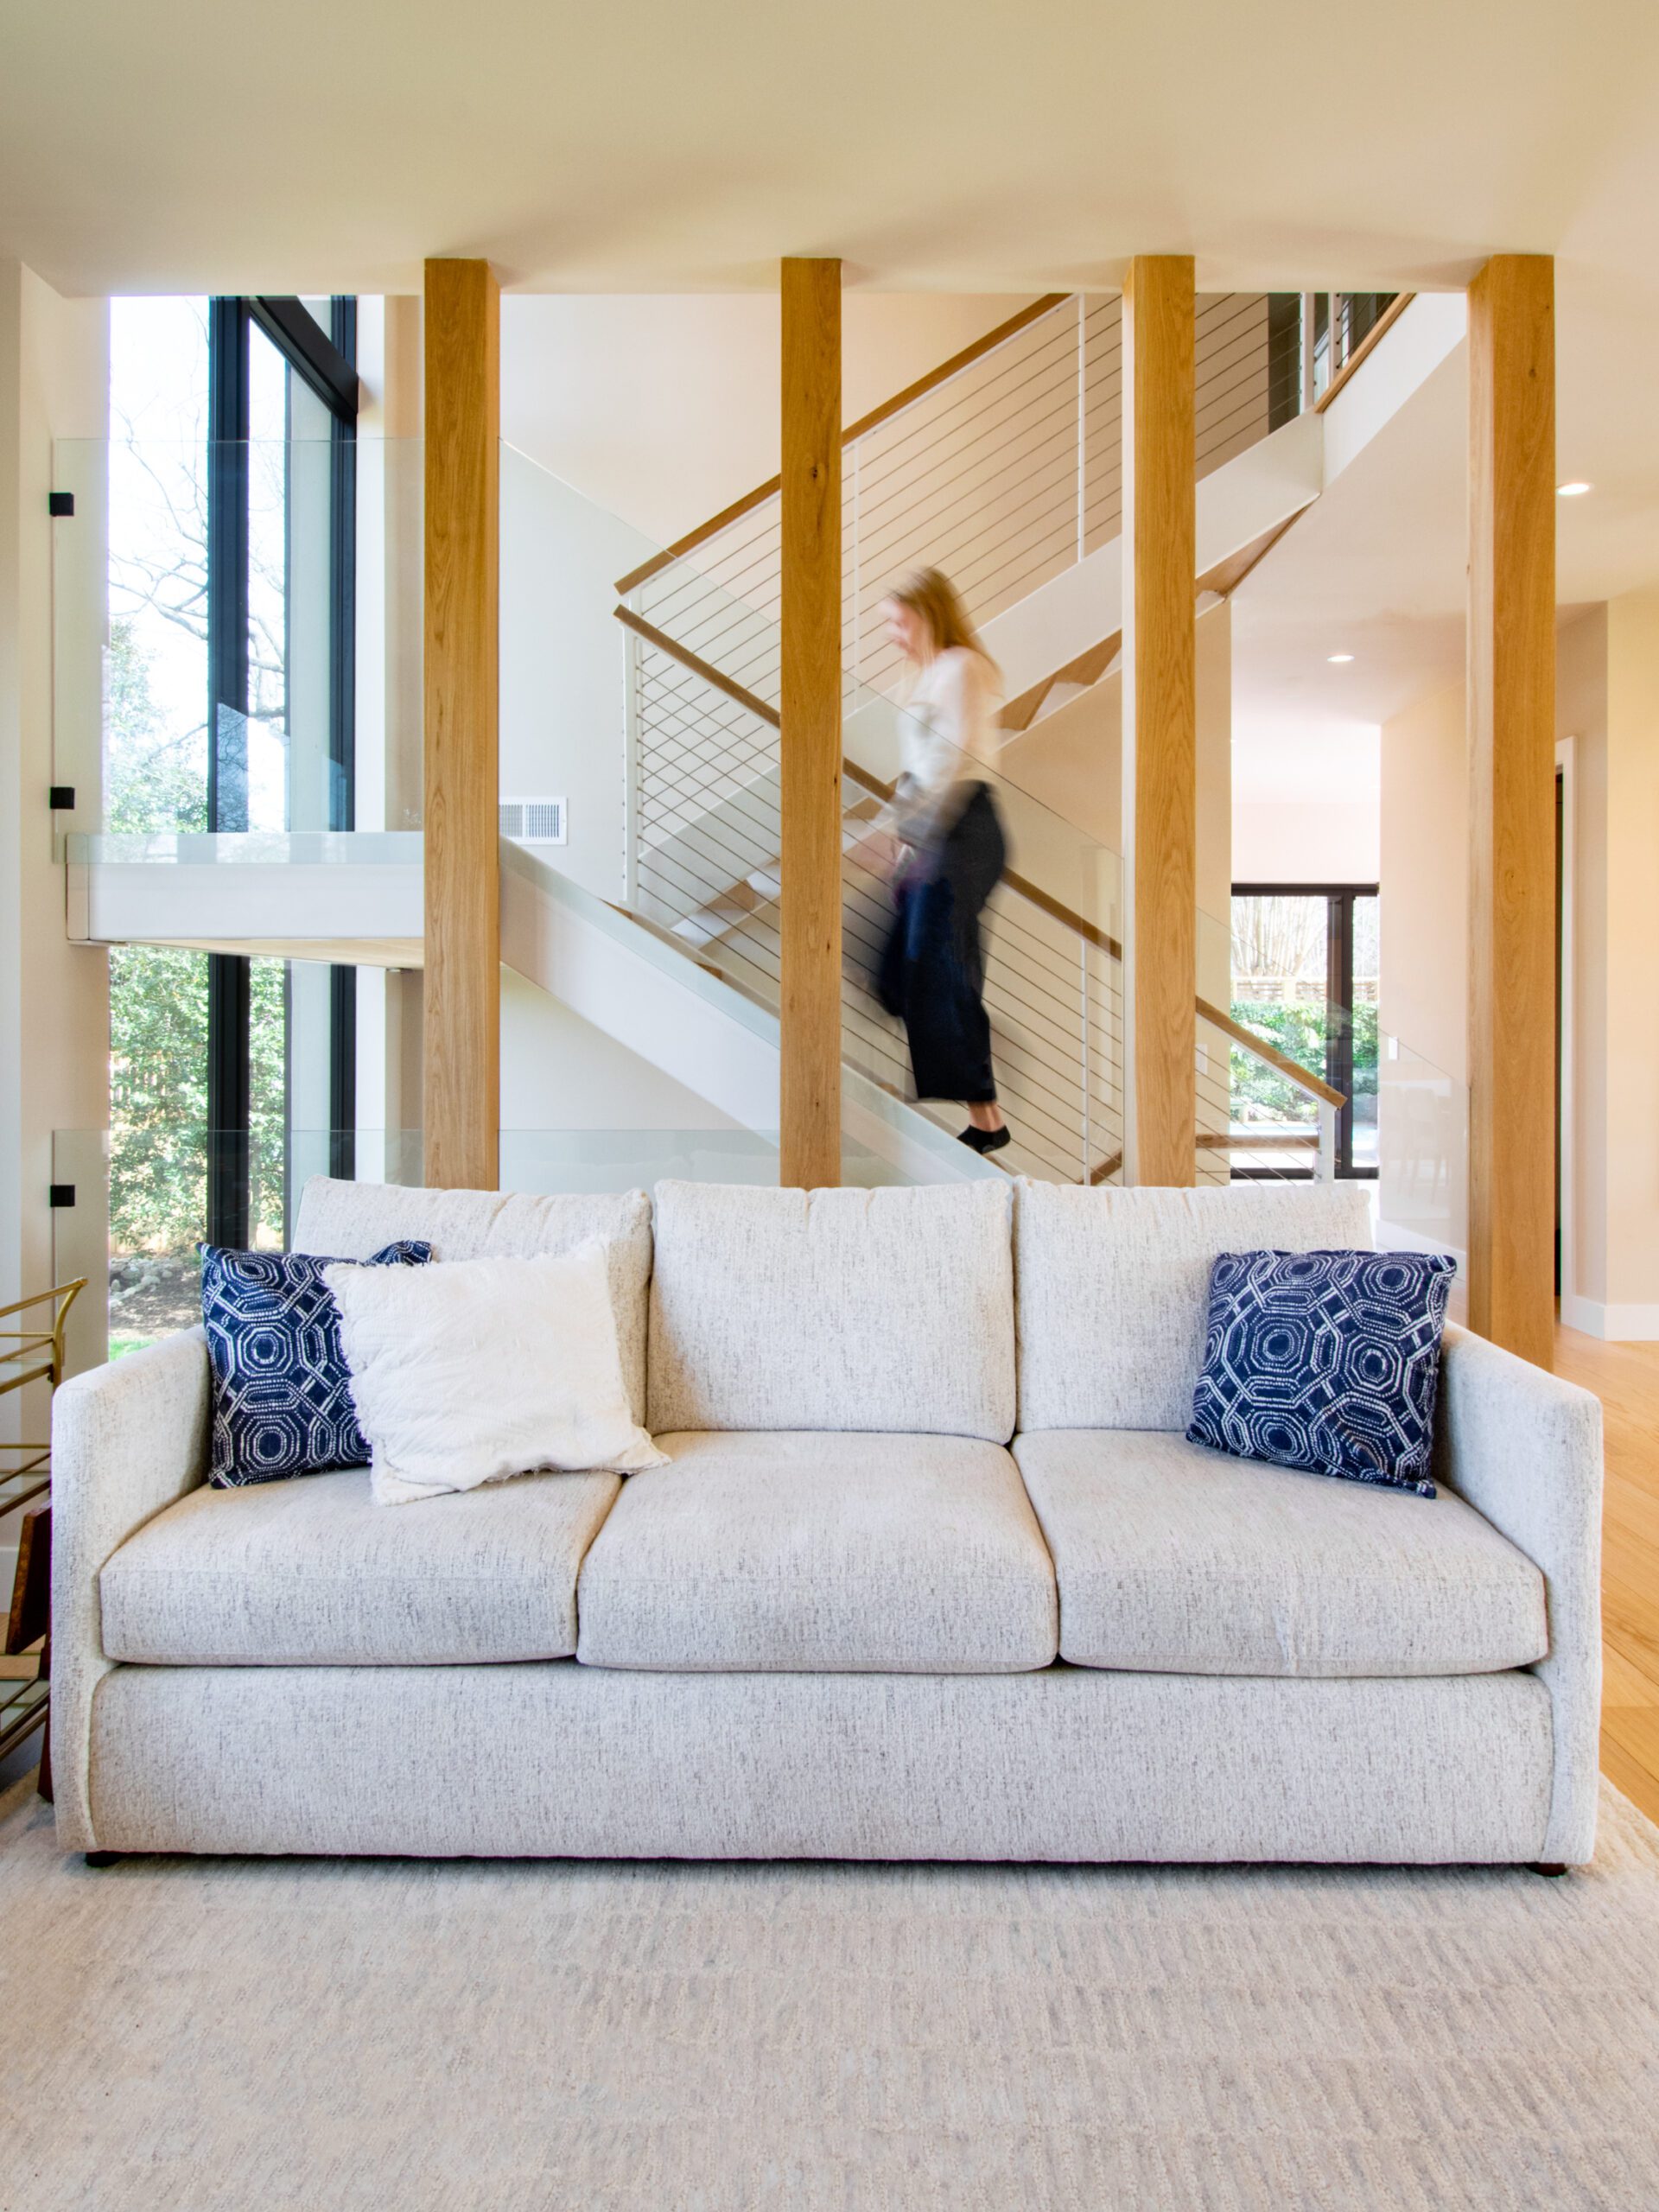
<box><xmin>613</xmin><ymin>293</ymin><xmax>1072</xmax><ymax>595</ymax></box>
<box><xmin>615</xmin><ymin>607</ymin><xmax>781</xmax><ymax>728</ymax></box>
<box><xmin>1195</xmin><ymin>996</ymin><xmax>1345</xmax><ymax>1108</ymax></box>
<box><xmin>617</xmin><ymin>287</ymin><xmax>1408</xmax><ymax>598</ymax></box>
<box><xmin>1197</xmin><ymin>1128</ymin><xmax>1317</xmax><ymax>1148</ymax></box>
<box><xmin>1313</xmin><ymin>292</ymin><xmax>1414</xmax><ymax>415</ymax></box>
<box><xmin>619</xmin><ymin>611</ymin><xmax>1341</xmax><ymax>1108</ymax></box>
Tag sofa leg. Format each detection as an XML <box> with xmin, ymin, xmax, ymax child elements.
<box><xmin>1529</xmin><ymin>1861</ymin><xmax>1569</xmax><ymax>1878</ymax></box>
<box><xmin>83</xmin><ymin>1850</ymin><xmax>123</xmax><ymax>1869</ymax></box>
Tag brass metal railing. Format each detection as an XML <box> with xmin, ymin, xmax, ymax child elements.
<box><xmin>1</xmin><ymin>1278</ymin><xmax>84</xmax><ymax>1779</ymax></box>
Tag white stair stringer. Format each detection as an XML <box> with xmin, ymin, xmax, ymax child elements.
<box><xmin>499</xmin><ymin>841</ymin><xmax>1001</xmax><ymax>1188</ymax></box>
<box><xmin>658</xmin><ymin>842</ymin><xmax>1122</xmax><ymax>1188</ymax></box>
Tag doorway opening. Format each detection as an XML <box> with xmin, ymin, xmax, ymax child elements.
<box><xmin>1229</xmin><ymin>885</ymin><xmax>1379</xmax><ymax>1179</ymax></box>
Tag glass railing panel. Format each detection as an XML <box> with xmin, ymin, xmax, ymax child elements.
<box><xmin>1202</xmin><ymin>895</ymin><xmax>1463</xmax><ymax>1253</ymax></box>
<box><xmin>55</xmin><ymin>435</ymin><xmax>424</xmax><ymax>850</ymax></box>
<box><xmin>1373</xmin><ymin>1036</ymin><xmax>1466</xmax><ymax>1274</ymax></box>
<box><xmin>69</xmin><ymin>830</ymin><xmax>423</xmax><ymax>865</ymax></box>
<box><xmin>496</xmin><ymin>1128</ymin><xmax>779</xmax><ymax>1195</ymax></box>
<box><xmin>1201</xmin><ymin>902</ymin><xmax>1331</xmax><ymax>1184</ymax></box>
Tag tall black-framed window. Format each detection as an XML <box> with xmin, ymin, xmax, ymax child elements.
<box><xmin>206</xmin><ymin>295</ymin><xmax>358</xmax><ymax>1249</ymax></box>
<box><xmin>1230</xmin><ymin>884</ymin><xmax>1379</xmax><ymax>1179</ymax></box>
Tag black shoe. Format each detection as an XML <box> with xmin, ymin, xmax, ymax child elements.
<box><xmin>958</xmin><ymin>1123</ymin><xmax>1012</xmax><ymax>1155</ymax></box>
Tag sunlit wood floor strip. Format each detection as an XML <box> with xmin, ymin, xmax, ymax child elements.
<box><xmin>1554</xmin><ymin>1324</ymin><xmax>1659</xmax><ymax>1828</ymax></box>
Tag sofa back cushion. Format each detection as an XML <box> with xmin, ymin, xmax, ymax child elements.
<box><xmin>1014</xmin><ymin>1181</ymin><xmax>1376</xmax><ymax>1431</ymax></box>
<box><xmin>293</xmin><ymin>1179</ymin><xmax>653</xmax><ymax>1425</ymax></box>
<box><xmin>647</xmin><ymin>1180</ymin><xmax>1015</xmax><ymax>1440</ymax></box>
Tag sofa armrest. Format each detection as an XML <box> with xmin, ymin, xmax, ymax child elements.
<box><xmin>1437</xmin><ymin>1322</ymin><xmax>1604</xmax><ymax>1864</ymax></box>
<box><xmin>49</xmin><ymin>1327</ymin><xmax>211</xmax><ymax>1851</ymax></box>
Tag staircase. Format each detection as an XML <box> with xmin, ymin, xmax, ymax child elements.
<box><xmin>611</xmin><ymin>289</ymin><xmax>1346</xmax><ymax>1183</ymax></box>
<box><xmin>68</xmin><ymin>290</ymin><xmax>1432</xmax><ymax>1195</ymax></box>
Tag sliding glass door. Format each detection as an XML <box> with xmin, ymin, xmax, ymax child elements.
<box><xmin>1230</xmin><ymin>885</ymin><xmax>1379</xmax><ymax>1179</ymax></box>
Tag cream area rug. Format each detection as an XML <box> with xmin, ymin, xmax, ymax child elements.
<box><xmin>4</xmin><ymin>1777</ymin><xmax>1658</xmax><ymax>2212</ymax></box>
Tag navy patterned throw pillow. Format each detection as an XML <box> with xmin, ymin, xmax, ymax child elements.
<box><xmin>200</xmin><ymin>1242</ymin><xmax>432</xmax><ymax>1487</ymax></box>
<box><xmin>1186</xmin><ymin>1248</ymin><xmax>1455</xmax><ymax>1497</ymax></box>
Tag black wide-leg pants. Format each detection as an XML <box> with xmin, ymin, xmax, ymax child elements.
<box><xmin>878</xmin><ymin>782</ymin><xmax>1006</xmax><ymax>1104</ymax></box>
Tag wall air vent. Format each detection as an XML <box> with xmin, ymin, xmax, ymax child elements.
<box><xmin>499</xmin><ymin>797</ymin><xmax>567</xmax><ymax>846</ymax></box>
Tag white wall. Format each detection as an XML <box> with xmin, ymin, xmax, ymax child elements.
<box><xmin>1195</xmin><ymin>600</ymin><xmax>1233</xmax><ymax>966</ymax></box>
<box><xmin>1231</xmin><ymin>798</ymin><xmax>1380</xmax><ymax>885</ymax></box>
<box><xmin>1376</xmin><ymin>679</ymin><xmax>1467</xmax><ymax>1268</ymax></box>
<box><xmin>1559</xmin><ymin>606</ymin><xmax>1607</xmax><ymax>1329</ymax></box>
<box><xmin>0</xmin><ymin>264</ymin><xmax>108</xmax><ymax>1619</ymax></box>
<box><xmin>353</xmin><ymin>296</ymin><xmax>425</xmax><ymax>1172</ymax></box>
<box><xmin>1560</xmin><ymin>594</ymin><xmax>1659</xmax><ymax>1337</ymax></box>
<box><xmin>354</xmin><ymin>295</ymin><xmax>423</xmax><ymax>834</ymax></box>
<box><xmin>1378</xmin><ymin>682</ymin><xmax>1465</xmax><ymax>1082</ymax></box>
<box><xmin>499</xmin><ymin>457</ymin><xmax>653</xmax><ymax>906</ymax></box>
<box><xmin>0</xmin><ymin>265</ymin><xmax>110</xmax><ymax>1408</ymax></box>
<box><xmin>1231</xmin><ymin>722</ymin><xmax>1380</xmax><ymax>887</ymax></box>
<box><xmin>501</xmin><ymin>294</ymin><xmax>1035</xmax><ymax>550</ymax></box>
<box><xmin>500</xmin><ymin>968</ymin><xmax>743</xmax><ymax>1134</ymax></box>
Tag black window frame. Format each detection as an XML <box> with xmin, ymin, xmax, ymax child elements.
<box><xmin>206</xmin><ymin>296</ymin><xmax>359</xmax><ymax>1248</ymax></box>
<box><xmin>1230</xmin><ymin>880</ymin><xmax>1380</xmax><ymax>1182</ymax></box>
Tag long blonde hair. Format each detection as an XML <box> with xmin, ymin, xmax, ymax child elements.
<box><xmin>887</xmin><ymin>567</ymin><xmax>1000</xmax><ymax>684</ymax></box>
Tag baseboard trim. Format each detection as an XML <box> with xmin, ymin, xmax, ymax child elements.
<box><xmin>1558</xmin><ymin>1294</ymin><xmax>1659</xmax><ymax>1343</ymax></box>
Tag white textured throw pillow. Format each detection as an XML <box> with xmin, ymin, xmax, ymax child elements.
<box><xmin>325</xmin><ymin>1241</ymin><xmax>666</xmax><ymax>1506</ymax></box>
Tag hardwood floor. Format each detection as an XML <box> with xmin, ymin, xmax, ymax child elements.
<box><xmin>1554</xmin><ymin>1325</ymin><xmax>1659</xmax><ymax>1826</ymax></box>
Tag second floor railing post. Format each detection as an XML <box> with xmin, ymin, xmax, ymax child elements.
<box><xmin>621</xmin><ymin>594</ymin><xmax>642</xmax><ymax>909</ymax></box>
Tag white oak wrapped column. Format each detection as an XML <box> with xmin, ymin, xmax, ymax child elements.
<box><xmin>1121</xmin><ymin>255</ymin><xmax>1197</xmax><ymax>1186</ymax></box>
<box><xmin>779</xmin><ymin>257</ymin><xmax>842</xmax><ymax>1189</ymax></box>
<box><xmin>1467</xmin><ymin>254</ymin><xmax>1555</xmax><ymax>1369</ymax></box>
<box><xmin>423</xmin><ymin>258</ymin><xmax>499</xmax><ymax>1191</ymax></box>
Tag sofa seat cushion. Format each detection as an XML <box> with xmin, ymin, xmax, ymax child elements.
<box><xmin>576</xmin><ymin>1431</ymin><xmax>1058</xmax><ymax>1673</ymax></box>
<box><xmin>1013</xmin><ymin>1429</ymin><xmax>1548</xmax><ymax>1678</ymax></box>
<box><xmin>99</xmin><ymin>1465</ymin><xmax>621</xmax><ymax>1666</ymax></box>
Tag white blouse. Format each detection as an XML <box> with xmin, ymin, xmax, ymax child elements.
<box><xmin>889</xmin><ymin>648</ymin><xmax>1001</xmax><ymax>846</ymax></box>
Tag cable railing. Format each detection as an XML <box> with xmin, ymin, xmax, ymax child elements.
<box><xmin>1306</xmin><ymin>291</ymin><xmax>1407</xmax><ymax>411</ymax></box>
<box><xmin>617</xmin><ymin>289</ymin><xmax>1328</xmax><ymax>723</ymax></box>
<box><xmin>625</xmin><ymin>602</ymin><xmax>1350</xmax><ymax>1187</ymax></box>
<box><xmin>1196</xmin><ymin>994</ymin><xmax>1344</xmax><ymax>1184</ymax></box>
<box><xmin>625</xmin><ymin>603</ymin><xmax>1123</xmax><ymax>1184</ymax></box>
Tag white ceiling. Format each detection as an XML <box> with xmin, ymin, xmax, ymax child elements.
<box><xmin>10</xmin><ymin>0</ymin><xmax>1659</xmax><ymax>756</ymax></box>
<box><xmin>1231</xmin><ymin>306</ymin><xmax>1646</xmax><ymax>798</ymax></box>
<box><xmin>5</xmin><ymin>0</ymin><xmax>1659</xmax><ymax>300</ymax></box>
<box><xmin>1231</xmin><ymin>346</ymin><xmax>1469</xmax><ymax>754</ymax></box>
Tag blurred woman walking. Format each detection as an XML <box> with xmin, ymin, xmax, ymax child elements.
<box><xmin>874</xmin><ymin>569</ymin><xmax>1010</xmax><ymax>1155</ymax></box>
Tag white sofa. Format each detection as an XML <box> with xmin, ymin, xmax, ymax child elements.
<box><xmin>51</xmin><ymin>1177</ymin><xmax>1604</xmax><ymax>1869</ymax></box>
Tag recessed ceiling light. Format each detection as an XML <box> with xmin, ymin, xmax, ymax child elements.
<box><xmin>1327</xmin><ymin>652</ymin><xmax>1355</xmax><ymax>664</ymax></box>
<box><xmin>1557</xmin><ymin>481</ymin><xmax>1592</xmax><ymax>497</ymax></box>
